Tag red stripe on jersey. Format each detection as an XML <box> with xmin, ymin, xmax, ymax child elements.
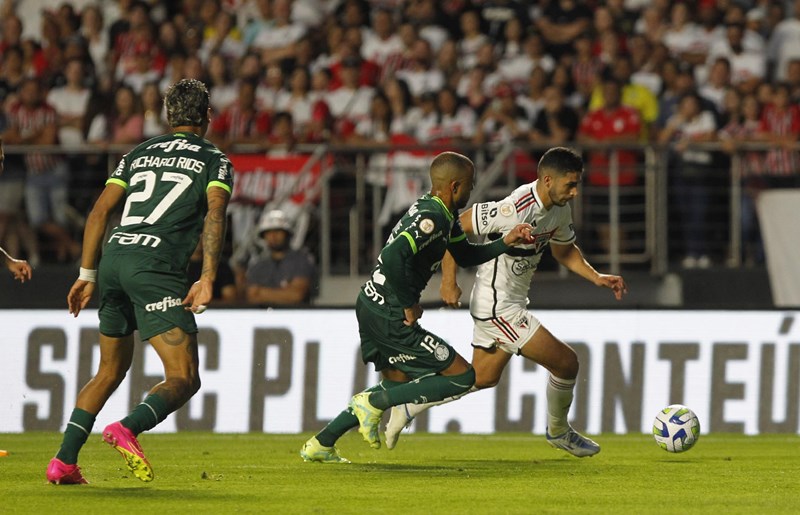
<box><xmin>515</xmin><ymin>191</ymin><xmax>536</xmax><ymax>212</ymax></box>
<box><xmin>494</xmin><ymin>316</ymin><xmax>519</xmax><ymax>342</ymax></box>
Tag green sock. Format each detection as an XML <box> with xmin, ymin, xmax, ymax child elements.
<box><xmin>316</xmin><ymin>380</ymin><xmax>403</xmax><ymax>447</ymax></box>
<box><xmin>56</xmin><ymin>408</ymin><xmax>96</xmax><ymax>464</ymax></box>
<box><xmin>369</xmin><ymin>368</ymin><xmax>476</xmax><ymax>410</ymax></box>
<box><xmin>121</xmin><ymin>394</ymin><xmax>170</xmax><ymax>435</ymax></box>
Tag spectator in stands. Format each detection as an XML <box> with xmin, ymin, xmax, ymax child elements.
<box><xmin>768</xmin><ymin>0</ymin><xmax>800</xmax><ymax>82</ymax></box>
<box><xmin>457</xmin><ymin>9</ymin><xmax>488</xmax><ymax>72</ymax></box>
<box><xmin>87</xmin><ymin>84</ymin><xmax>144</xmax><ymax>145</ymax></box>
<box><xmin>361</xmin><ymin>8</ymin><xmax>404</xmax><ymax>71</ymax></box>
<box><xmin>0</xmin><ymin>45</ymin><xmax>25</xmax><ymax>109</ymax></box>
<box><xmin>121</xmin><ymin>46</ymin><xmax>161</xmax><ymax>94</ymax></box>
<box><xmin>326</xmin><ymin>55</ymin><xmax>375</xmax><ymax>137</ymax></box>
<box><xmin>199</xmin><ymin>8</ymin><xmax>244</xmax><ymax>64</ymax></box>
<box><xmin>208</xmin><ymin>79</ymin><xmax>271</xmax><ymax>151</ymax></box>
<box><xmin>658</xmin><ymin>92</ymin><xmax>719</xmax><ymax>269</ymax></box>
<box><xmin>244</xmin><ymin>210</ymin><xmax>317</xmax><ymax>306</ymax></box>
<box><xmin>207</xmin><ymin>52</ymin><xmax>237</xmax><ymax>113</ymax></box>
<box><xmin>0</xmin><ymin>15</ymin><xmax>23</xmax><ymax>55</ymax></box>
<box><xmin>416</xmin><ymin>87</ymin><xmax>476</xmax><ymax>145</ymax></box>
<box><xmin>276</xmin><ymin>66</ymin><xmax>314</xmax><ymax>138</ymax></box>
<box><xmin>571</xmin><ymin>31</ymin><xmax>604</xmax><ymax>103</ymax></box>
<box><xmin>473</xmin><ymin>81</ymin><xmax>530</xmax><ymax>146</ymax></box>
<box><xmin>141</xmin><ymin>81</ymin><xmax>167</xmax><ymax>139</ymax></box>
<box><xmin>496</xmin><ymin>17</ymin><xmax>525</xmax><ymax>64</ymax></box>
<box><xmin>256</xmin><ymin>62</ymin><xmax>285</xmax><ymax>113</ymax></box>
<box><xmin>589</xmin><ymin>56</ymin><xmax>659</xmax><ymax>139</ymax></box>
<box><xmin>3</xmin><ymin>78</ymin><xmax>79</xmax><ymax>263</ymax></box>
<box><xmin>403</xmin><ymin>0</ymin><xmax>449</xmax><ymax>53</ymax></box>
<box><xmin>348</xmin><ymin>90</ymin><xmax>395</xmax><ymax>146</ymax></box>
<box><xmin>708</xmin><ymin>21</ymin><xmax>765</xmax><ymax>94</ymax></box>
<box><xmin>500</xmin><ymin>31</ymin><xmax>556</xmax><ymax>93</ymax></box>
<box><xmin>529</xmin><ymin>85</ymin><xmax>580</xmax><ymax>147</ymax></box>
<box><xmin>536</xmin><ymin>0</ymin><xmax>592</xmax><ymax>61</ymax></box>
<box><xmin>80</xmin><ymin>4</ymin><xmax>110</xmax><ymax>79</ymax></box>
<box><xmin>457</xmin><ymin>65</ymin><xmax>491</xmax><ymax>115</ymax></box>
<box><xmin>662</xmin><ymin>1</ymin><xmax>704</xmax><ymax>66</ymax></box>
<box><xmin>111</xmin><ymin>1</ymin><xmax>156</xmax><ymax>82</ymax></box>
<box><xmin>760</xmin><ymin>82</ymin><xmax>800</xmax><ymax>189</ymax></box>
<box><xmin>517</xmin><ymin>66</ymin><xmax>549</xmax><ymax>123</ymax></box>
<box><xmin>252</xmin><ymin>0</ymin><xmax>307</xmax><ymax>66</ymax></box>
<box><xmin>266</xmin><ymin>111</ymin><xmax>296</xmax><ymax>155</ymax></box>
<box><xmin>699</xmin><ymin>57</ymin><xmax>732</xmax><ymax>113</ymax></box>
<box><xmin>719</xmin><ymin>92</ymin><xmax>766</xmax><ymax>266</ymax></box>
<box><xmin>578</xmin><ymin>76</ymin><xmax>642</xmax><ymax>254</ymax></box>
<box><xmin>242</xmin><ymin>0</ymin><xmax>273</xmax><ymax>48</ymax></box>
<box><xmin>635</xmin><ymin>5</ymin><xmax>668</xmax><ymax>46</ymax></box>
<box><xmin>395</xmin><ymin>37</ymin><xmax>445</xmax><ymax>102</ymax></box>
<box><xmin>382</xmin><ymin>76</ymin><xmax>413</xmax><ymax>132</ymax></box>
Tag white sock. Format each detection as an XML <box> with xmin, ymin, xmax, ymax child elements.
<box><xmin>405</xmin><ymin>385</ymin><xmax>479</xmax><ymax>418</ymax></box>
<box><xmin>546</xmin><ymin>375</ymin><xmax>576</xmax><ymax>436</ymax></box>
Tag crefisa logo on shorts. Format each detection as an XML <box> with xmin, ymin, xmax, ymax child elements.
<box><xmin>145</xmin><ymin>296</ymin><xmax>183</xmax><ymax>313</ymax></box>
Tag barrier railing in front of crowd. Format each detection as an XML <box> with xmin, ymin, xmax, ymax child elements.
<box><xmin>3</xmin><ymin>141</ymin><xmax>786</xmax><ymax>278</ymax></box>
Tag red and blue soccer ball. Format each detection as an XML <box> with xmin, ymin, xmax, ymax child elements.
<box><xmin>652</xmin><ymin>404</ymin><xmax>701</xmax><ymax>453</ymax></box>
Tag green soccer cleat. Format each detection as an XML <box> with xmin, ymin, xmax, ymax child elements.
<box><xmin>300</xmin><ymin>437</ymin><xmax>351</xmax><ymax>463</ymax></box>
<box><xmin>349</xmin><ymin>392</ymin><xmax>383</xmax><ymax>449</ymax></box>
<box><xmin>384</xmin><ymin>404</ymin><xmax>414</xmax><ymax>450</ymax></box>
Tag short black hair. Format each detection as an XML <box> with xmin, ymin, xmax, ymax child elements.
<box><xmin>538</xmin><ymin>147</ymin><xmax>583</xmax><ymax>176</ymax></box>
<box><xmin>165</xmin><ymin>78</ymin><xmax>209</xmax><ymax>127</ymax></box>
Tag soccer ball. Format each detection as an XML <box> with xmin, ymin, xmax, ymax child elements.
<box><xmin>652</xmin><ymin>404</ymin><xmax>700</xmax><ymax>453</ymax></box>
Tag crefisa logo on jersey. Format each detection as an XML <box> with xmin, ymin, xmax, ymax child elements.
<box><xmin>145</xmin><ymin>296</ymin><xmax>183</xmax><ymax>313</ymax></box>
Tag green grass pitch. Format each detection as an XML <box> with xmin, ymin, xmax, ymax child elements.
<box><xmin>1</xmin><ymin>432</ymin><xmax>797</xmax><ymax>514</ymax></box>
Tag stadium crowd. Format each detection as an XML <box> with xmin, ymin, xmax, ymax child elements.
<box><xmin>0</xmin><ymin>0</ymin><xmax>798</xmax><ymax>281</ymax></box>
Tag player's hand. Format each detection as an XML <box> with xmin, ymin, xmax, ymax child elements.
<box><xmin>403</xmin><ymin>303</ymin><xmax>423</xmax><ymax>326</ymax></box>
<box><xmin>440</xmin><ymin>281</ymin><xmax>462</xmax><ymax>308</ymax></box>
<box><xmin>502</xmin><ymin>223</ymin><xmax>535</xmax><ymax>247</ymax></box>
<box><xmin>7</xmin><ymin>259</ymin><xmax>32</xmax><ymax>282</ymax></box>
<box><xmin>596</xmin><ymin>273</ymin><xmax>628</xmax><ymax>301</ymax></box>
<box><xmin>67</xmin><ymin>280</ymin><xmax>95</xmax><ymax>317</ymax></box>
<box><xmin>183</xmin><ymin>278</ymin><xmax>213</xmax><ymax>314</ymax></box>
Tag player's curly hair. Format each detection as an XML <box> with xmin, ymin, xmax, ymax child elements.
<box><xmin>165</xmin><ymin>78</ymin><xmax>209</xmax><ymax>127</ymax></box>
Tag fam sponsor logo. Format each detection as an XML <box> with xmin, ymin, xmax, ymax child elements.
<box><xmin>108</xmin><ymin>231</ymin><xmax>162</xmax><ymax>248</ymax></box>
<box><xmin>146</xmin><ymin>296</ymin><xmax>183</xmax><ymax>312</ymax></box>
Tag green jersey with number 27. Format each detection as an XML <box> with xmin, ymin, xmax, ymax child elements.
<box><xmin>103</xmin><ymin>131</ymin><xmax>233</xmax><ymax>268</ymax></box>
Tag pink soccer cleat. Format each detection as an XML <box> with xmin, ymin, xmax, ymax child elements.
<box><xmin>102</xmin><ymin>422</ymin><xmax>154</xmax><ymax>482</ymax></box>
<box><xmin>47</xmin><ymin>457</ymin><xmax>88</xmax><ymax>485</ymax></box>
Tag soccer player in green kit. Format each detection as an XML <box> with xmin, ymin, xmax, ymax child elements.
<box><xmin>47</xmin><ymin>79</ymin><xmax>233</xmax><ymax>484</ymax></box>
<box><xmin>301</xmin><ymin>151</ymin><xmax>534</xmax><ymax>463</ymax></box>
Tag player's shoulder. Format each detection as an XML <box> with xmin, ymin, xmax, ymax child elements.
<box><xmin>413</xmin><ymin>195</ymin><xmax>451</xmax><ymax>223</ymax></box>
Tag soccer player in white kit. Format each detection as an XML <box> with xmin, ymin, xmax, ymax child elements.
<box><xmin>385</xmin><ymin>147</ymin><xmax>628</xmax><ymax>457</ymax></box>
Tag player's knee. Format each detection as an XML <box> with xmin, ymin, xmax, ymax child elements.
<box><xmin>474</xmin><ymin>371</ymin><xmax>501</xmax><ymax>389</ymax></box>
<box><xmin>558</xmin><ymin>347</ymin><xmax>579</xmax><ymax>380</ymax></box>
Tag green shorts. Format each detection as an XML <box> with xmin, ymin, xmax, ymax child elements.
<box><xmin>355</xmin><ymin>294</ymin><xmax>456</xmax><ymax>379</ymax></box>
<box><xmin>97</xmin><ymin>252</ymin><xmax>197</xmax><ymax>341</ymax></box>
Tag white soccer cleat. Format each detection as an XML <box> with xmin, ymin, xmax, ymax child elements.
<box><xmin>546</xmin><ymin>427</ymin><xmax>600</xmax><ymax>457</ymax></box>
<box><xmin>384</xmin><ymin>404</ymin><xmax>414</xmax><ymax>450</ymax></box>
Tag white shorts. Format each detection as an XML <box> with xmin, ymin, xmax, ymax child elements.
<box><xmin>472</xmin><ymin>307</ymin><xmax>542</xmax><ymax>355</ymax></box>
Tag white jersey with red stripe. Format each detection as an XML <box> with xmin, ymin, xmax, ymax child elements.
<box><xmin>468</xmin><ymin>180</ymin><xmax>576</xmax><ymax>321</ymax></box>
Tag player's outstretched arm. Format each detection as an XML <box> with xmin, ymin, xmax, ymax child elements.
<box><xmin>68</xmin><ymin>184</ymin><xmax>126</xmax><ymax>316</ymax></box>
<box><xmin>449</xmin><ymin>223</ymin><xmax>534</xmax><ymax>268</ymax></box>
<box><xmin>439</xmin><ymin>251</ymin><xmax>462</xmax><ymax>308</ymax></box>
<box><xmin>550</xmin><ymin>242</ymin><xmax>628</xmax><ymax>300</ymax></box>
<box><xmin>183</xmin><ymin>185</ymin><xmax>230</xmax><ymax>313</ymax></box>
<box><xmin>2</xmin><ymin>247</ymin><xmax>32</xmax><ymax>282</ymax></box>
